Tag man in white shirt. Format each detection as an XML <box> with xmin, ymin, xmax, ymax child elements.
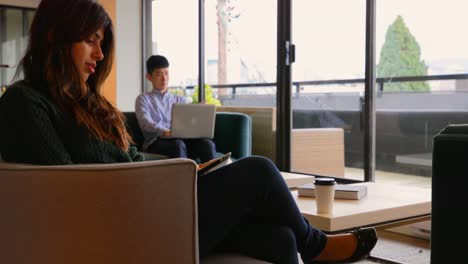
<box><xmin>135</xmin><ymin>55</ymin><xmax>216</xmax><ymax>162</ymax></box>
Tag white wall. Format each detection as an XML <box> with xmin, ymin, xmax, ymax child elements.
<box><xmin>0</xmin><ymin>0</ymin><xmax>38</xmax><ymax>8</ymax></box>
<box><xmin>115</xmin><ymin>0</ymin><xmax>142</xmax><ymax>111</ymax></box>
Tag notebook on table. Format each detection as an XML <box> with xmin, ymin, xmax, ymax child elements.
<box><xmin>298</xmin><ymin>183</ymin><xmax>368</xmax><ymax>200</ymax></box>
<box><xmin>169</xmin><ymin>103</ymin><xmax>216</xmax><ymax>139</ymax></box>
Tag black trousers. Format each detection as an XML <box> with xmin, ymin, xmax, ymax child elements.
<box><xmin>148</xmin><ymin>138</ymin><xmax>216</xmax><ymax>163</ymax></box>
<box><xmin>197</xmin><ymin>156</ymin><xmax>327</xmax><ymax>264</ymax></box>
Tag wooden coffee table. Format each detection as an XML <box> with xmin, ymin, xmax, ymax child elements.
<box><xmin>281</xmin><ymin>171</ymin><xmax>315</xmax><ymax>188</ymax></box>
<box><xmin>292</xmin><ymin>182</ymin><xmax>431</xmax><ymax>233</ymax></box>
<box><xmin>281</xmin><ymin>172</ymin><xmax>431</xmax><ymax>232</ymax></box>
<box><xmin>281</xmin><ymin>173</ymin><xmax>431</xmax><ymax>263</ymax></box>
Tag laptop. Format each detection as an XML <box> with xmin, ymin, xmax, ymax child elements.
<box><xmin>169</xmin><ymin>103</ymin><xmax>216</xmax><ymax>139</ymax></box>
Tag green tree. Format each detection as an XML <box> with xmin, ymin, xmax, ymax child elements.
<box><xmin>192</xmin><ymin>84</ymin><xmax>222</xmax><ymax>106</ymax></box>
<box><xmin>377</xmin><ymin>15</ymin><xmax>429</xmax><ymax>92</ymax></box>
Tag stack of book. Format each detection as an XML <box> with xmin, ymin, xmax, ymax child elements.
<box><xmin>298</xmin><ymin>183</ymin><xmax>368</xmax><ymax>200</ymax></box>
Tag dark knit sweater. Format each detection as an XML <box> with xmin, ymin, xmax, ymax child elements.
<box><xmin>0</xmin><ymin>80</ymin><xmax>144</xmax><ymax>165</ymax></box>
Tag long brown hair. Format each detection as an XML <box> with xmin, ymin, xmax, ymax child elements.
<box><xmin>16</xmin><ymin>0</ymin><xmax>132</xmax><ymax>150</ymax></box>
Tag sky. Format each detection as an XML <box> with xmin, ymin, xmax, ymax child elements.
<box><xmin>152</xmin><ymin>0</ymin><xmax>468</xmax><ymax>85</ymax></box>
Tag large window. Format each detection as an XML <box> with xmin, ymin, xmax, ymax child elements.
<box><xmin>149</xmin><ymin>0</ymin><xmax>278</xmax><ymax>163</ymax></box>
<box><xmin>205</xmin><ymin>0</ymin><xmax>277</xmax><ymax>103</ymax></box>
<box><xmin>291</xmin><ymin>0</ymin><xmax>366</xmax><ymax>179</ymax></box>
<box><xmin>145</xmin><ymin>0</ymin><xmax>468</xmax><ymax>182</ymax></box>
<box><xmin>375</xmin><ymin>0</ymin><xmax>468</xmax><ymax>179</ymax></box>
<box><xmin>0</xmin><ymin>6</ymin><xmax>34</xmax><ymax>91</ymax></box>
<box><xmin>204</xmin><ymin>0</ymin><xmax>278</xmax><ymax>163</ymax></box>
<box><xmin>149</xmin><ymin>0</ymin><xmax>198</xmax><ymax>94</ymax></box>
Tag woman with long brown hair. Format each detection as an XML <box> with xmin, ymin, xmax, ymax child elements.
<box><xmin>0</xmin><ymin>0</ymin><xmax>377</xmax><ymax>263</ymax></box>
<box><xmin>0</xmin><ymin>0</ymin><xmax>139</xmax><ymax>164</ymax></box>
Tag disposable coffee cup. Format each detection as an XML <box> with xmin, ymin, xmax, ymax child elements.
<box><xmin>315</xmin><ymin>177</ymin><xmax>336</xmax><ymax>214</ymax></box>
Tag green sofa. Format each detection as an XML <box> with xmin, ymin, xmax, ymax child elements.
<box><xmin>123</xmin><ymin>111</ymin><xmax>252</xmax><ymax>160</ymax></box>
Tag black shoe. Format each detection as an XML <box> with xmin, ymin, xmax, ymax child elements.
<box><xmin>346</xmin><ymin>227</ymin><xmax>378</xmax><ymax>262</ymax></box>
<box><xmin>307</xmin><ymin>227</ymin><xmax>378</xmax><ymax>263</ymax></box>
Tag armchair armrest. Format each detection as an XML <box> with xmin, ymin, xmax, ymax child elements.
<box><xmin>0</xmin><ymin>159</ymin><xmax>199</xmax><ymax>264</ymax></box>
<box><xmin>214</xmin><ymin>112</ymin><xmax>252</xmax><ymax>159</ymax></box>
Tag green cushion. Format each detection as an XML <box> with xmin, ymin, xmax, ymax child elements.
<box><xmin>213</xmin><ymin>112</ymin><xmax>252</xmax><ymax>159</ymax></box>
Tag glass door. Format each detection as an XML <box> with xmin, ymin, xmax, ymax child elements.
<box><xmin>375</xmin><ymin>0</ymin><xmax>468</xmax><ymax>181</ymax></box>
<box><xmin>149</xmin><ymin>0</ymin><xmax>198</xmax><ymax>95</ymax></box>
<box><xmin>205</xmin><ymin>0</ymin><xmax>278</xmax><ymax>162</ymax></box>
<box><xmin>291</xmin><ymin>0</ymin><xmax>367</xmax><ymax>180</ymax></box>
<box><xmin>149</xmin><ymin>0</ymin><xmax>278</xmax><ymax>162</ymax></box>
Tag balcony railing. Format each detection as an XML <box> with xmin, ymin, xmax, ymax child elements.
<box><xmin>180</xmin><ymin>73</ymin><xmax>468</xmax><ymax>96</ymax></box>
<box><xmin>177</xmin><ymin>73</ymin><xmax>468</xmax><ymax>177</ymax></box>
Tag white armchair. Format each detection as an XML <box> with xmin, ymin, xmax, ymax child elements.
<box><xmin>0</xmin><ymin>159</ymin><xmax>269</xmax><ymax>264</ymax></box>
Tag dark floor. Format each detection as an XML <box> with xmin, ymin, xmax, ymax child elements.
<box><xmin>368</xmin><ymin>230</ymin><xmax>430</xmax><ymax>264</ymax></box>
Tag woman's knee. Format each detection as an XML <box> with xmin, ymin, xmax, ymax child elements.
<box><xmin>239</xmin><ymin>155</ymin><xmax>275</xmax><ymax>168</ymax></box>
<box><xmin>236</xmin><ymin>156</ymin><xmax>278</xmax><ymax>179</ymax></box>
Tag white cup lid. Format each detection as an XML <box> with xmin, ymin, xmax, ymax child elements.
<box><xmin>315</xmin><ymin>177</ymin><xmax>336</xmax><ymax>186</ymax></box>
